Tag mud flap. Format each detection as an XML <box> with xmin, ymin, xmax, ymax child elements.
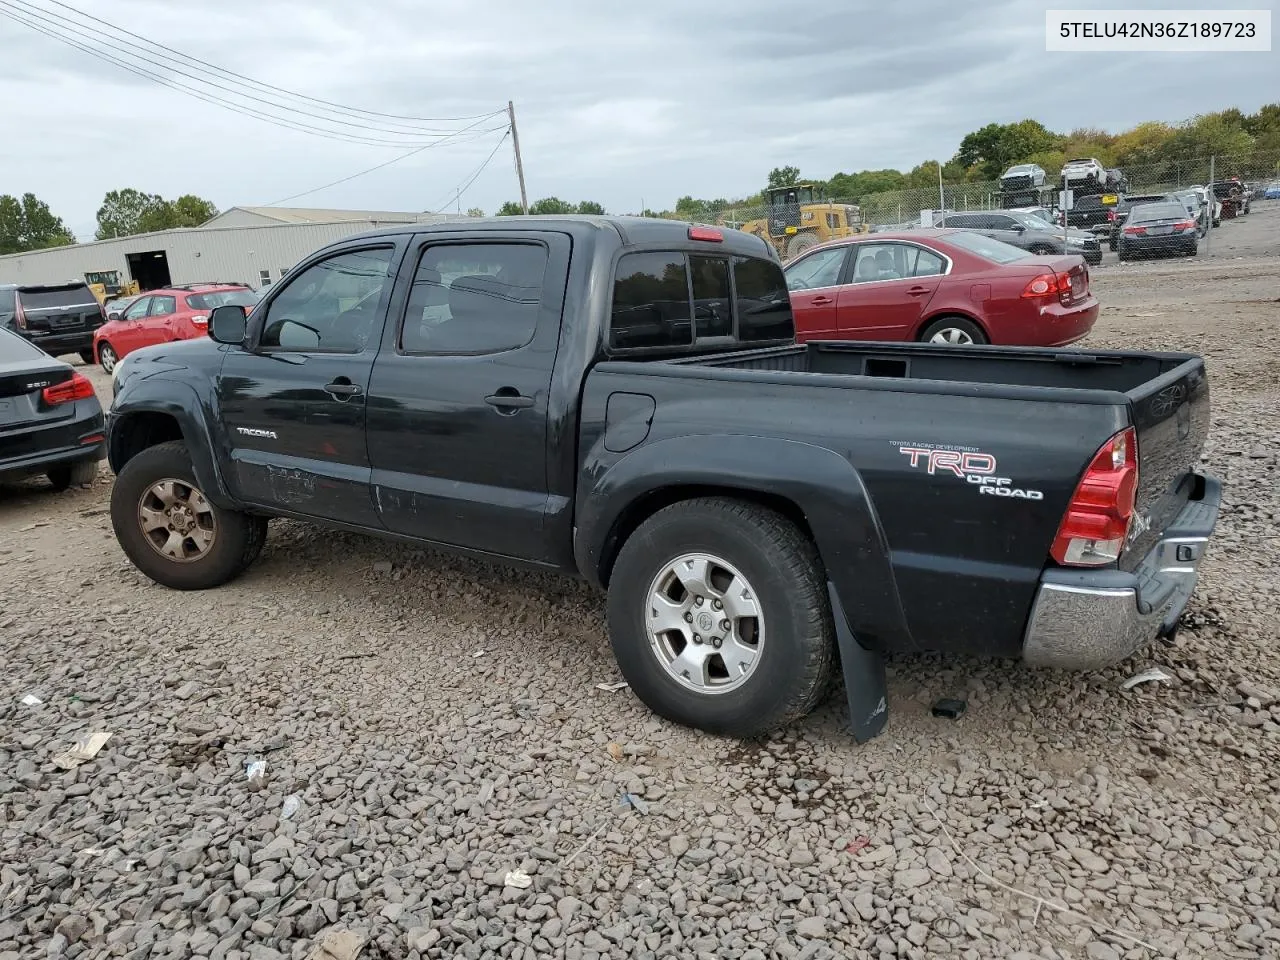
<box><xmin>828</xmin><ymin>583</ymin><xmax>888</xmax><ymax>742</ymax></box>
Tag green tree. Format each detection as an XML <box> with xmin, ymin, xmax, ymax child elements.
<box><xmin>166</xmin><ymin>194</ymin><xmax>219</xmax><ymax>228</ymax></box>
<box><xmin>827</xmin><ymin>169</ymin><xmax>907</xmax><ymax>199</ymax></box>
<box><xmin>495</xmin><ymin>200</ymin><xmax>525</xmax><ymax>216</ymax></box>
<box><xmin>953</xmin><ymin>119</ymin><xmax>1062</xmax><ymax>179</ymax></box>
<box><xmin>766</xmin><ymin>165</ymin><xmax>801</xmax><ymax>189</ymax></box>
<box><xmin>96</xmin><ymin>188</ymin><xmax>166</xmax><ymax>239</ymax></box>
<box><xmin>574</xmin><ymin>200</ymin><xmax>606</xmax><ymax>215</ymax></box>
<box><xmin>466</xmin><ymin>206</ymin><xmax>484</xmax><ymax>218</ymax></box>
<box><xmin>0</xmin><ymin>192</ymin><xmax>76</xmax><ymax>255</ymax></box>
<box><xmin>527</xmin><ymin>197</ymin><xmax>576</xmax><ymax>215</ymax></box>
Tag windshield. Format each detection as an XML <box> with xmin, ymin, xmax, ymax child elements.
<box><xmin>188</xmin><ymin>290</ymin><xmax>258</xmax><ymax>309</ymax></box>
<box><xmin>944</xmin><ymin>231</ymin><xmax>1030</xmax><ymax>264</ymax></box>
<box><xmin>1006</xmin><ymin>212</ymin><xmax>1050</xmax><ymax>230</ymax></box>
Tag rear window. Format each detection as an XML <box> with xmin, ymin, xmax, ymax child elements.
<box><xmin>1073</xmin><ymin>196</ymin><xmax>1103</xmax><ymax>209</ymax></box>
<box><xmin>188</xmin><ymin>290</ymin><xmax>258</xmax><ymax>310</ymax></box>
<box><xmin>943</xmin><ymin>232</ymin><xmax>1030</xmax><ymax>264</ymax></box>
<box><xmin>1129</xmin><ymin>204</ymin><xmax>1187</xmax><ymax>222</ymax></box>
<box><xmin>18</xmin><ymin>285</ymin><xmax>98</xmax><ymax>309</ymax></box>
<box><xmin>609</xmin><ymin>251</ymin><xmax>793</xmax><ymax>350</ymax></box>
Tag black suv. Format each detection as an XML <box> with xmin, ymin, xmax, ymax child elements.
<box><xmin>0</xmin><ymin>282</ymin><xmax>106</xmax><ymax>364</ymax></box>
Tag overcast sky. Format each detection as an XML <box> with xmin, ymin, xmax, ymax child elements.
<box><xmin>2</xmin><ymin>0</ymin><xmax>1276</xmax><ymax>238</ymax></box>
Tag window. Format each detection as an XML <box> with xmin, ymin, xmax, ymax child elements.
<box><xmin>280</xmin><ymin>267</ymin><xmax>290</xmax><ymax>279</ymax></box>
<box><xmin>400</xmin><ymin>242</ymin><xmax>547</xmax><ymax>355</ymax></box>
<box><xmin>909</xmin><ymin>247</ymin><xmax>946</xmax><ymax>277</ymax></box>
<box><xmin>689</xmin><ymin>255</ymin><xmax>731</xmax><ymax>339</ymax></box>
<box><xmin>851</xmin><ymin>243</ymin><xmax>907</xmax><ymax>282</ymax></box>
<box><xmin>610</xmin><ymin>252</ymin><xmax>693</xmax><ymax>350</ymax></box>
<box><xmin>732</xmin><ymin>257</ymin><xmax>793</xmax><ymax>342</ymax></box>
<box><xmin>150</xmin><ymin>295</ymin><xmax>177</xmax><ymax>316</ymax></box>
<box><xmin>16</xmin><ymin>285</ymin><xmax>98</xmax><ymax>309</ymax></box>
<box><xmin>260</xmin><ymin>247</ymin><xmax>394</xmax><ymax>353</ymax></box>
<box><xmin>785</xmin><ymin>247</ymin><xmax>845</xmax><ymax>291</ymax></box>
<box><xmin>944</xmin><ymin>231</ymin><xmax>1030</xmax><ymax>264</ymax></box>
<box><xmin>188</xmin><ymin>290</ymin><xmax>257</xmax><ymax>310</ymax></box>
<box><xmin>0</xmin><ymin>288</ymin><xmax>15</xmax><ymax>312</ymax></box>
<box><xmin>987</xmin><ymin>215</ymin><xmax>1019</xmax><ymax>230</ymax></box>
<box><xmin>122</xmin><ymin>297</ymin><xmax>151</xmax><ymax>321</ymax></box>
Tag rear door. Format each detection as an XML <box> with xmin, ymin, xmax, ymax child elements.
<box><xmin>366</xmin><ymin>231</ymin><xmax>570</xmax><ymax>562</ymax></box>
<box><xmin>216</xmin><ymin>241</ymin><xmax>402</xmax><ymax>526</ymax></box>
<box><xmin>835</xmin><ymin>241</ymin><xmax>946</xmax><ymax>339</ymax></box>
<box><xmin>783</xmin><ymin>245</ymin><xmax>849</xmax><ymax>340</ymax></box>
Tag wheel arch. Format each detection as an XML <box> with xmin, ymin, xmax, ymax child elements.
<box><xmin>913</xmin><ymin>308</ymin><xmax>990</xmax><ymax>343</ymax></box>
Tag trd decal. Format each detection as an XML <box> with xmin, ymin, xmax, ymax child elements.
<box><xmin>894</xmin><ymin>441</ymin><xmax>1043</xmax><ymax>501</ymax></box>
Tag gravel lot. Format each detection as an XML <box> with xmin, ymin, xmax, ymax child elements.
<box><xmin>2</xmin><ymin>202</ymin><xmax>1278</xmax><ymax>960</ymax></box>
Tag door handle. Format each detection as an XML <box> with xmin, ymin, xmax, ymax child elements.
<box><xmin>324</xmin><ymin>378</ymin><xmax>363</xmax><ymax>399</ymax></box>
<box><xmin>906</xmin><ymin>286</ymin><xmax>931</xmax><ymax>296</ymax></box>
<box><xmin>485</xmin><ymin>388</ymin><xmax>534</xmax><ymax>413</ymax></box>
<box><xmin>811</xmin><ymin>296</ymin><xmax>833</xmax><ymax>305</ymax></box>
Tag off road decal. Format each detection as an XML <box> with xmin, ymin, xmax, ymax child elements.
<box><xmin>893</xmin><ymin>441</ymin><xmax>1043</xmax><ymax>501</ymax></box>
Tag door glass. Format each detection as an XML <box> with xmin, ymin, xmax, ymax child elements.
<box><xmin>852</xmin><ymin>244</ymin><xmax>906</xmax><ymax>282</ymax></box>
<box><xmin>260</xmin><ymin>247</ymin><xmax>394</xmax><ymax>353</ymax></box>
<box><xmin>732</xmin><ymin>257</ymin><xmax>794</xmax><ymax>342</ymax></box>
<box><xmin>400</xmin><ymin>242</ymin><xmax>548</xmax><ymax>354</ymax></box>
<box><xmin>784</xmin><ymin>248</ymin><xmax>845</xmax><ymax>291</ymax></box>
<box><xmin>689</xmin><ymin>256</ymin><xmax>731</xmax><ymax>338</ymax></box>
<box><xmin>910</xmin><ymin>248</ymin><xmax>946</xmax><ymax>277</ymax></box>
<box><xmin>150</xmin><ymin>295</ymin><xmax>177</xmax><ymax>316</ymax></box>
<box><xmin>122</xmin><ymin>298</ymin><xmax>151</xmax><ymax>320</ymax></box>
<box><xmin>610</xmin><ymin>252</ymin><xmax>693</xmax><ymax>350</ymax></box>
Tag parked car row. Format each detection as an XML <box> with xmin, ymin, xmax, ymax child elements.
<box><xmin>94</xmin><ymin>282</ymin><xmax>258</xmax><ymax>374</ymax></box>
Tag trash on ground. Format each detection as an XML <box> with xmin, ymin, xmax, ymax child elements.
<box><xmin>281</xmin><ymin>795</ymin><xmax>302</xmax><ymax>820</ymax></box>
<box><xmin>471</xmin><ymin>650</ymin><xmax>485</xmax><ymax>658</ymax></box>
<box><xmin>594</xmin><ymin>681</ymin><xmax>629</xmax><ymax>692</ymax></box>
<box><xmin>53</xmin><ymin>731</ymin><xmax>112</xmax><ymax>769</ymax></box>
<box><xmin>1121</xmin><ymin>667</ymin><xmax>1173</xmax><ymax>691</ymax></box>
<box><xmin>503</xmin><ymin>869</ymin><xmax>533</xmax><ymax>889</ymax></box>
<box><xmin>619</xmin><ymin>792</ymin><xmax>650</xmax><ymax>815</ymax></box>
<box><xmin>245</xmin><ymin>759</ymin><xmax>268</xmax><ymax>781</ymax></box>
<box><xmin>931</xmin><ymin>698</ymin><xmax>967</xmax><ymax>720</ymax></box>
<box><xmin>606</xmin><ymin>742</ymin><xmax>624</xmax><ymax>762</ymax></box>
<box><xmin>845</xmin><ymin>836</ymin><xmax>871</xmax><ymax>854</ymax></box>
<box><xmin>20</xmin><ymin>693</ymin><xmax>42</xmax><ymax>706</ymax></box>
<box><xmin>305</xmin><ymin>928</ymin><xmax>366</xmax><ymax>960</ymax></box>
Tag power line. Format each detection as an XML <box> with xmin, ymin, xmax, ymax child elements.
<box><xmin>265</xmin><ymin>126</ymin><xmax>510</xmax><ymax>207</ymax></box>
<box><xmin>38</xmin><ymin>0</ymin><xmax>502</xmax><ymax>126</ymax></box>
<box><xmin>5</xmin><ymin>0</ymin><xmax>503</xmax><ymax>138</ymax></box>
<box><xmin>426</xmin><ymin>129</ymin><xmax>513</xmax><ymax>213</ymax></box>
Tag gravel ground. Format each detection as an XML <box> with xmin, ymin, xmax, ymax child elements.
<box><xmin>2</xmin><ymin>201</ymin><xmax>1278</xmax><ymax>960</ymax></box>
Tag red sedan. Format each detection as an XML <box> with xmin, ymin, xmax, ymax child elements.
<box><xmin>784</xmin><ymin>229</ymin><xmax>1098</xmax><ymax>346</ymax></box>
<box><xmin>94</xmin><ymin>283</ymin><xmax>257</xmax><ymax>374</ymax></box>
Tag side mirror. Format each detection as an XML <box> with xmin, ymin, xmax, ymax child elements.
<box><xmin>1012</xmin><ymin>223</ymin><xmax>1026</xmax><ymax>233</ymax></box>
<box><xmin>209</xmin><ymin>304</ymin><xmax>247</xmax><ymax>345</ymax></box>
<box><xmin>107</xmin><ymin>311</ymin><xmax>122</xmax><ymax>321</ymax></box>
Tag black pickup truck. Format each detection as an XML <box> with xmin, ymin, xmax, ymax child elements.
<box><xmin>105</xmin><ymin>217</ymin><xmax>1221</xmax><ymax>738</ymax></box>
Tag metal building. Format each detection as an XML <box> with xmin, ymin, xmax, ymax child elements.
<box><xmin>0</xmin><ymin>207</ymin><xmax>464</xmax><ymax>291</ymax></box>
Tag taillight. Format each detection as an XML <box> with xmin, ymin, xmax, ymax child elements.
<box><xmin>1021</xmin><ymin>272</ymin><xmax>1072</xmax><ymax>301</ymax></box>
<box><xmin>41</xmin><ymin>371</ymin><xmax>95</xmax><ymax>406</ymax></box>
<box><xmin>1050</xmin><ymin>427</ymin><xmax>1139</xmax><ymax>567</ymax></box>
<box><xmin>688</xmin><ymin>227</ymin><xmax>723</xmax><ymax>242</ymax></box>
<box><xmin>1174</xmin><ymin>220</ymin><xmax>1196</xmax><ymax>231</ymax></box>
<box><xmin>190</xmin><ymin>314</ymin><xmax>209</xmax><ymax>326</ymax></box>
<box><xmin>1123</xmin><ymin>225</ymin><xmax>1147</xmax><ymax>235</ymax></box>
<box><xmin>14</xmin><ymin>295</ymin><xmax>27</xmax><ymax>331</ymax></box>
<box><xmin>1107</xmin><ymin>210</ymin><xmax>1116</xmax><ymax>222</ymax></box>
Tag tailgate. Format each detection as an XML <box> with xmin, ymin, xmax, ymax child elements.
<box><xmin>1121</xmin><ymin>358</ymin><xmax>1210</xmax><ymax>569</ymax></box>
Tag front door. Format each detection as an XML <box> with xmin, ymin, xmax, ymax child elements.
<box><xmin>783</xmin><ymin>246</ymin><xmax>848</xmax><ymax>341</ymax></box>
<box><xmin>836</xmin><ymin>241</ymin><xmax>945</xmax><ymax>340</ymax></box>
<box><xmin>366</xmin><ymin>232</ymin><xmax>569</xmax><ymax>562</ymax></box>
<box><xmin>137</xmin><ymin>294</ymin><xmax>178</xmax><ymax>349</ymax></box>
<box><xmin>216</xmin><ymin>243</ymin><xmax>401</xmax><ymax>527</ymax></box>
<box><xmin>115</xmin><ymin>296</ymin><xmax>153</xmax><ymax>357</ymax></box>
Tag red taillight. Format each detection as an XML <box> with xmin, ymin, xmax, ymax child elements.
<box><xmin>41</xmin><ymin>371</ymin><xmax>95</xmax><ymax>406</ymax></box>
<box><xmin>1123</xmin><ymin>225</ymin><xmax>1147</xmax><ymax>235</ymax></box>
<box><xmin>190</xmin><ymin>314</ymin><xmax>209</xmax><ymax>326</ymax></box>
<box><xmin>14</xmin><ymin>295</ymin><xmax>27</xmax><ymax>331</ymax></box>
<box><xmin>1051</xmin><ymin>427</ymin><xmax>1139</xmax><ymax>567</ymax></box>
<box><xmin>1174</xmin><ymin>220</ymin><xmax>1196</xmax><ymax>231</ymax></box>
<box><xmin>688</xmin><ymin>227</ymin><xmax>723</xmax><ymax>242</ymax></box>
<box><xmin>1021</xmin><ymin>272</ymin><xmax>1071</xmax><ymax>299</ymax></box>
<box><xmin>1106</xmin><ymin>210</ymin><xmax>1116</xmax><ymax>222</ymax></box>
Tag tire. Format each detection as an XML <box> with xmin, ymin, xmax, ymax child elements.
<box><xmin>47</xmin><ymin>458</ymin><xmax>98</xmax><ymax>491</ymax></box>
<box><xmin>78</xmin><ymin>349</ymin><xmax>95</xmax><ymax>366</ymax></box>
<box><xmin>1117</xmin><ymin>248</ymin><xmax>1129</xmax><ymax>262</ymax></box>
<box><xmin>1108</xmin><ymin>237</ymin><xmax>1118</xmax><ymax>252</ymax></box>
<box><xmin>786</xmin><ymin>232</ymin><xmax>819</xmax><ymax>259</ymax></box>
<box><xmin>606</xmin><ymin>498</ymin><xmax>834</xmax><ymax>738</ymax></box>
<box><xmin>919</xmin><ymin>316</ymin><xmax>987</xmax><ymax>346</ymax></box>
<box><xmin>110</xmin><ymin>440</ymin><xmax>267</xmax><ymax>590</ymax></box>
<box><xmin>98</xmin><ymin>342</ymin><xmax>117</xmax><ymax>375</ymax></box>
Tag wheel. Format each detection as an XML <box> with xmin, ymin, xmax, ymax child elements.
<box><xmin>786</xmin><ymin>232</ymin><xmax>819</xmax><ymax>259</ymax></box>
<box><xmin>110</xmin><ymin>440</ymin><xmax>268</xmax><ymax>590</ymax></box>
<box><xmin>47</xmin><ymin>459</ymin><xmax>98</xmax><ymax>491</ymax></box>
<box><xmin>98</xmin><ymin>342</ymin><xmax>117</xmax><ymax>375</ymax></box>
<box><xmin>919</xmin><ymin>316</ymin><xmax>987</xmax><ymax>345</ymax></box>
<box><xmin>78</xmin><ymin>349</ymin><xmax>95</xmax><ymax>366</ymax></box>
<box><xmin>1117</xmin><ymin>248</ymin><xmax>1129</xmax><ymax>262</ymax></box>
<box><xmin>605</xmin><ymin>498</ymin><xmax>835</xmax><ymax>738</ymax></box>
<box><xmin>1108</xmin><ymin>237</ymin><xmax>1118</xmax><ymax>252</ymax></box>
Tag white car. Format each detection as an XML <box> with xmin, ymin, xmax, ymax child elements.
<box><xmin>1061</xmin><ymin>158</ymin><xmax>1106</xmax><ymax>186</ymax></box>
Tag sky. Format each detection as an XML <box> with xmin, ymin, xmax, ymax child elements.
<box><xmin>1</xmin><ymin>0</ymin><xmax>1277</xmax><ymax>239</ymax></box>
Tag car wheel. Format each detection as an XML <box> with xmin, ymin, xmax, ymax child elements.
<box><xmin>46</xmin><ymin>459</ymin><xmax>98</xmax><ymax>491</ymax></box>
<box><xmin>1118</xmin><ymin>247</ymin><xmax>1129</xmax><ymax>261</ymax></box>
<box><xmin>98</xmin><ymin>342</ymin><xmax>117</xmax><ymax>375</ymax></box>
<box><xmin>785</xmin><ymin>232</ymin><xmax>819</xmax><ymax>259</ymax></box>
<box><xmin>110</xmin><ymin>440</ymin><xmax>268</xmax><ymax>590</ymax></box>
<box><xmin>606</xmin><ymin>497</ymin><xmax>835</xmax><ymax>738</ymax></box>
<box><xmin>920</xmin><ymin>316</ymin><xmax>988</xmax><ymax>345</ymax></box>
<box><xmin>78</xmin><ymin>349</ymin><xmax>95</xmax><ymax>366</ymax></box>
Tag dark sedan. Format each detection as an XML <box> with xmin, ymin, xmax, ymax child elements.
<box><xmin>939</xmin><ymin>211</ymin><xmax>1102</xmax><ymax>265</ymax></box>
<box><xmin>1117</xmin><ymin>202</ymin><xmax>1199</xmax><ymax>261</ymax></box>
<box><xmin>0</xmin><ymin>326</ymin><xmax>104</xmax><ymax>490</ymax></box>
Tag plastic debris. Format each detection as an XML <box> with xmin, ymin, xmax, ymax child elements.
<box><xmin>503</xmin><ymin>869</ymin><xmax>533</xmax><ymax>889</ymax></box>
<box><xmin>53</xmin><ymin>731</ymin><xmax>112</xmax><ymax>770</ymax></box>
<box><xmin>606</xmin><ymin>742</ymin><xmax>624</xmax><ymax>762</ymax></box>
<box><xmin>1121</xmin><ymin>667</ymin><xmax>1172</xmax><ymax>691</ymax></box>
<box><xmin>844</xmin><ymin>836</ymin><xmax>871</xmax><ymax>855</ymax></box>
<box><xmin>245</xmin><ymin>759</ymin><xmax>267</xmax><ymax>781</ymax></box>
<box><xmin>20</xmin><ymin>693</ymin><xmax>42</xmax><ymax>706</ymax></box>
<box><xmin>594</xmin><ymin>681</ymin><xmax>629</xmax><ymax>692</ymax></box>
<box><xmin>931</xmin><ymin>698</ymin><xmax>967</xmax><ymax>720</ymax></box>
<box><xmin>619</xmin><ymin>792</ymin><xmax>649</xmax><ymax>815</ymax></box>
<box><xmin>306</xmin><ymin>929</ymin><xmax>366</xmax><ymax>960</ymax></box>
<box><xmin>471</xmin><ymin>650</ymin><xmax>486</xmax><ymax>658</ymax></box>
<box><xmin>281</xmin><ymin>795</ymin><xmax>302</xmax><ymax>820</ymax></box>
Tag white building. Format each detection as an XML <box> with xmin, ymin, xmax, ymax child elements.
<box><xmin>0</xmin><ymin>207</ymin><xmax>465</xmax><ymax>291</ymax></box>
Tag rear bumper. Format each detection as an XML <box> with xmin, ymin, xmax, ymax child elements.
<box><xmin>1038</xmin><ymin>296</ymin><xmax>1099</xmax><ymax>346</ymax></box>
<box><xmin>23</xmin><ymin>330</ymin><xmax>99</xmax><ymax>355</ymax></box>
<box><xmin>1119</xmin><ymin>234</ymin><xmax>1199</xmax><ymax>255</ymax></box>
<box><xmin>1021</xmin><ymin>473</ymin><xmax>1222</xmax><ymax>669</ymax></box>
<box><xmin>0</xmin><ymin>409</ymin><xmax>106</xmax><ymax>480</ymax></box>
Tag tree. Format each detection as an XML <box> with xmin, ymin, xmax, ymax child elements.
<box><xmin>466</xmin><ymin>206</ymin><xmax>484</xmax><ymax>218</ymax></box>
<box><xmin>166</xmin><ymin>194</ymin><xmax>219</xmax><ymax>228</ymax></box>
<box><xmin>827</xmin><ymin>169</ymin><xmax>906</xmax><ymax>200</ymax></box>
<box><xmin>0</xmin><ymin>192</ymin><xmax>76</xmax><ymax>255</ymax></box>
<box><xmin>953</xmin><ymin>119</ymin><xmax>1062</xmax><ymax>180</ymax></box>
<box><xmin>495</xmin><ymin>200</ymin><xmax>525</xmax><ymax>216</ymax></box>
<box><xmin>527</xmin><ymin>197</ymin><xmax>576</xmax><ymax>215</ymax></box>
<box><xmin>95</xmin><ymin>188</ymin><xmax>219</xmax><ymax>238</ymax></box>
<box><xmin>766</xmin><ymin>166</ymin><xmax>801</xmax><ymax>189</ymax></box>
<box><xmin>574</xmin><ymin>200</ymin><xmax>606</xmax><ymax>215</ymax></box>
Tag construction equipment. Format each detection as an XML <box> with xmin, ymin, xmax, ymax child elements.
<box><xmin>732</xmin><ymin>184</ymin><xmax>865</xmax><ymax>260</ymax></box>
<box><xmin>83</xmin><ymin>270</ymin><xmax>139</xmax><ymax>304</ymax></box>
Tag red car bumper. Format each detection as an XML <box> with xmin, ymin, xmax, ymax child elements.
<box><xmin>990</xmin><ymin>294</ymin><xmax>1099</xmax><ymax>347</ymax></box>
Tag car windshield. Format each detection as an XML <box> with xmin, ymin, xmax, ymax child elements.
<box><xmin>943</xmin><ymin>231</ymin><xmax>1030</xmax><ymax>264</ymax></box>
<box><xmin>188</xmin><ymin>290</ymin><xmax>257</xmax><ymax>309</ymax></box>
<box><xmin>1130</xmin><ymin>204</ymin><xmax>1187</xmax><ymax>222</ymax></box>
<box><xmin>1006</xmin><ymin>212</ymin><xmax>1049</xmax><ymax>230</ymax></box>
<box><xmin>1074</xmin><ymin>196</ymin><xmax>1102</xmax><ymax>209</ymax></box>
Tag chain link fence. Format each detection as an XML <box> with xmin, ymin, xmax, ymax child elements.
<box><xmin>704</xmin><ymin>150</ymin><xmax>1280</xmax><ymax>256</ymax></box>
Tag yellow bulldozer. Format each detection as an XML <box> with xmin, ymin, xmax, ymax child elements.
<box><xmin>84</xmin><ymin>270</ymin><xmax>140</xmax><ymax>304</ymax></box>
<box><xmin>732</xmin><ymin>184</ymin><xmax>866</xmax><ymax>260</ymax></box>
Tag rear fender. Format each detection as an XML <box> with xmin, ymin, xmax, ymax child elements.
<box><xmin>576</xmin><ymin>435</ymin><xmax>912</xmax><ymax>652</ymax></box>
<box><xmin>107</xmin><ymin>379</ymin><xmax>238</xmax><ymax>509</ymax></box>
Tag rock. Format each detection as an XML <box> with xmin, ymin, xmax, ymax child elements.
<box><xmin>795</xmin><ymin>917</ymin><xmax>826</xmax><ymax>939</ymax></box>
<box><xmin>1085</xmin><ymin>942</ymin><xmax>1120</xmax><ymax>960</ymax></box>
<box><xmin>853</xmin><ymin>893</ymin><xmax>876</xmax><ymax>922</ymax></box>
<box><xmin>54</xmin><ymin>916</ymin><xmax>88</xmax><ymax>943</ymax></box>
<box><xmin>241</xmin><ymin>878</ymin><xmax>279</xmax><ymax>899</ymax></box>
<box><xmin>335</xmin><ymin>873</ymin><xmax>361</xmax><ymax>902</ymax></box>
<box><xmin>669</xmin><ymin>836</ymin><xmax>690</xmax><ymax>858</ymax></box>
<box><xmin>926</xmin><ymin>847</ymin><xmax>952</xmax><ymax>878</ymax></box>
<box><xmin>1069</xmin><ymin>849</ymin><xmax>1109</xmax><ymax>873</ymax></box>
<box><xmin>895</xmin><ymin>869</ymin><xmax>932</xmax><ymax>890</ymax></box>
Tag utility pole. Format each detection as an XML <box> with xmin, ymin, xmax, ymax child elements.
<box><xmin>937</xmin><ymin>164</ymin><xmax>946</xmax><ymax>226</ymax></box>
<box><xmin>508</xmin><ymin>101</ymin><xmax>529</xmax><ymax>215</ymax></box>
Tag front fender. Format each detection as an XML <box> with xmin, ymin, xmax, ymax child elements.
<box><xmin>108</xmin><ymin>377</ymin><xmax>239</xmax><ymax>510</ymax></box>
<box><xmin>576</xmin><ymin>434</ymin><xmax>913</xmax><ymax>652</ymax></box>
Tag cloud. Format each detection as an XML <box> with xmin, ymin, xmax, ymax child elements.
<box><xmin>0</xmin><ymin>0</ymin><xmax>1275</xmax><ymax>236</ymax></box>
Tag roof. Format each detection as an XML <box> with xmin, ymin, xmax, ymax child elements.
<box><xmin>208</xmin><ymin>206</ymin><xmax>426</xmax><ymax>225</ymax></box>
